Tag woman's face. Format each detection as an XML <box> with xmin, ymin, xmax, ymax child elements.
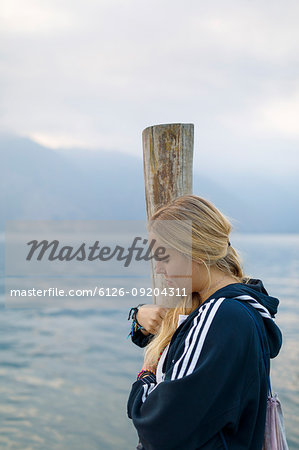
<box><xmin>149</xmin><ymin>233</ymin><xmax>193</xmax><ymax>295</ymax></box>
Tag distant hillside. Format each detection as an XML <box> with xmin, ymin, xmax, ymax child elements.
<box><xmin>1</xmin><ymin>134</ymin><xmax>298</xmax><ymax>232</ymax></box>
<box><xmin>0</xmin><ymin>134</ymin><xmax>147</xmax><ymax>224</ymax></box>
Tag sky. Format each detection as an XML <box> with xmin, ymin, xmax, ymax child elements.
<box><xmin>1</xmin><ymin>0</ymin><xmax>299</xmax><ymax>178</ymax></box>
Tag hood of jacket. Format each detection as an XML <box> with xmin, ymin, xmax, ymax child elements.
<box><xmin>202</xmin><ymin>278</ymin><xmax>283</xmax><ymax>358</ymax></box>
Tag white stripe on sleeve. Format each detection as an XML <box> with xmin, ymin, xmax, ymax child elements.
<box><xmin>185</xmin><ymin>297</ymin><xmax>226</xmax><ymax>377</ymax></box>
<box><xmin>175</xmin><ymin>299</ymin><xmax>219</xmax><ymax>380</ymax></box>
<box><xmin>170</xmin><ymin>300</ymin><xmax>212</xmax><ymax>381</ymax></box>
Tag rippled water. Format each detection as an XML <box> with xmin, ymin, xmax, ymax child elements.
<box><xmin>0</xmin><ymin>234</ymin><xmax>298</xmax><ymax>449</ymax></box>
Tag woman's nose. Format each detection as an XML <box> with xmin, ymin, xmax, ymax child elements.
<box><xmin>155</xmin><ymin>260</ymin><xmax>165</xmax><ymax>274</ymax></box>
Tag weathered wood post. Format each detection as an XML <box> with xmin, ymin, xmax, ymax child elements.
<box><xmin>142</xmin><ymin>123</ymin><xmax>194</xmax><ymax>305</ymax></box>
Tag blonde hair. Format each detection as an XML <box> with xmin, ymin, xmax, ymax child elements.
<box><xmin>145</xmin><ymin>194</ymin><xmax>249</xmax><ymax>367</ymax></box>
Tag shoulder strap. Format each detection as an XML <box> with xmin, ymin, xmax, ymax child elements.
<box><xmin>237</xmin><ymin>301</ymin><xmax>272</xmax><ymax>396</ymax></box>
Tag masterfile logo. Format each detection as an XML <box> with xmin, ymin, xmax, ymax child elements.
<box><xmin>25</xmin><ymin>237</ymin><xmax>168</xmax><ymax>267</ymax></box>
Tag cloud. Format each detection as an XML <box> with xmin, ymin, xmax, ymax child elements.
<box><xmin>1</xmin><ymin>0</ymin><xmax>74</xmax><ymax>33</ymax></box>
<box><xmin>258</xmin><ymin>92</ymin><xmax>299</xmax><ymax>136</ymax></box>
<box><xmin>0</xmin><ymin>0</ymin><xmax>298</xmax><ymax>176</ymax></box>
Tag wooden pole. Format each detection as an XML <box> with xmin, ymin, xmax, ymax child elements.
<box><xmin>142</xmin><ymin>123</ymin><xmax>194</xmax><ymax>305</ymax></box>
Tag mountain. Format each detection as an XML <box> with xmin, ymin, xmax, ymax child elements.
<box><xmin>1</xmin><ymin>134</ymin><xmax>298</xmax><ymax>232</ymax></box>
<box><xmin>0</xmin><ymin>134</ymin><xmax>147</xmax><ymax>224</ymax></box>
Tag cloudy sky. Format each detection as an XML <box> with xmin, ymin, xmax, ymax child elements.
<box><xmin>1</xmin><ymin>0</ymin><xmax>299</xmax><ymax>177</ymax></box>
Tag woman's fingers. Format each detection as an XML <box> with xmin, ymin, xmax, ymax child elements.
<box><xmin>136</xmin><ymin>305</ymin><xmax>170</xmax><ymax>334</ymax></box>
<box><xmin>147</xmin><ymin>318</ymin><xmax>162</xmax><ymax>334</ymax></box>
<box><xmin>158</xmin><ymin>307</ymin><xmax>169</xmax><ymax>320</ymax></box>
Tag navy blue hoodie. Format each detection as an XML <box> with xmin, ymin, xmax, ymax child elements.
<box><xmin>127</xmin><ymin>280</ymin><xmax>282</xmax><ymax>449</ymax></box>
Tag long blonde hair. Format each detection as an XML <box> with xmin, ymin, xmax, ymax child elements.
<box><xmin>145</xmin><ymin>194</ymin><xmax>248</xmax><ymax>367</ymax></box>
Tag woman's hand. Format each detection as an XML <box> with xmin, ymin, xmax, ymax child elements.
<box><xmin>137</xmin><ymin>304</ymin><xmax>170</xmax><ymax>335</ymax></box>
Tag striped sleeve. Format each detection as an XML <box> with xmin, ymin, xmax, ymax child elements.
<box><xmin>170</xmin><ymin>297</ymin><xmax>226</xmax><ymax>380</ymax></box>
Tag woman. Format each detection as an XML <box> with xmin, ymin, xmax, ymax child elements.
<box><xmin>127</xmin><ymin>195</ymin><xmax>282</xmax><ymax>450</ymax></box>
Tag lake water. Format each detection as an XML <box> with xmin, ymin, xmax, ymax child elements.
<box><xmin>0</xmin><ymin>233</ymin><xmax>298</xmax><ymax>449</ymax></box>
